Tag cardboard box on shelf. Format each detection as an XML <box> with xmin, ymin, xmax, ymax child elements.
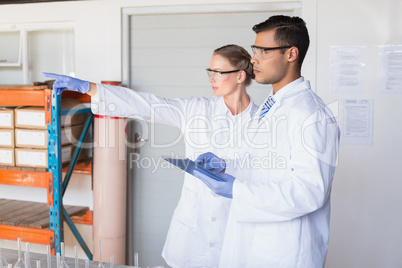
<box><xmin>0</xmin><ymin>129</ymin><xmax>14</xmax><ymax>147</ymax></box>
<box><xmin>14</xmin><ymin>98</ymin><xmax>88</xmax><ymax>129</ymax></box>
<box><xmin>0</xmin><ymin>148</ymin><xmax>14</xmax><ymax>166</ymax></box>
<box><xmin>0</xmin><ymin>107</ymin><xmax>15</xmax><ymax>129</ymax></box>
<box><xmin>14</xmin><ymin>106</ymin><xmax>46</xmax><ymax>129</ymax></box>
<box><xmin>15</xmin><ymin>145</ymin><xmax>75</xmax><ymax>168</ymax></box>
<box><xmin>61</xmin><ymin>98</ymin><xmax>88</xmax><ymax>127</ymax></box>
<box><xmin>61</xmin><ymin>124</ymin><xmax>85</xmax><ymax>146</ymax></box>
<box><xmin>15</xmin><ymin>124</ymin><xmax>85</xmax><ymax>149</ymax></box>
<box><xmin>15</xmin><ymin>128</ymin><xmax>47</xmax><ymax>148</ymax></box>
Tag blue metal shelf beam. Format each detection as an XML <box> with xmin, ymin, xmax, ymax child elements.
<box><xmin>48</xmin><ymin>92</ymin><xmax>63</xmax><ymax>254</ymax></box>
<box><xmin>48</xmin><ymin>93</ymin><xmax>93</xmax><ymax>259</ymax></box>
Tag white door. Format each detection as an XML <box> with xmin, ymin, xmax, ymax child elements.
<box><xmin>125</xmin><ymin>6</ymin><xmax>296</xmax><ymax>267</ymax></box>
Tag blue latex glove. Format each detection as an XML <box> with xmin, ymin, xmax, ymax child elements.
<box><xmin>193</xmin><ymin>170</ymin><xmax>235</xmax><ymax>198</ymax></box>
<box><xmin>195</xmin><ymin>152</ymin><xmax>226</xmax><ymax>174</ymax></box>
<box><xmin>42</xmin><ymin>72</ymin><xmax>90</xmax><ymax>95</ymax></box>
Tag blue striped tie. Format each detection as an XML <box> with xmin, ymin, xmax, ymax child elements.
<box><xmin>259</xmin><ymin>96</ymin><xmax>276</xmax><ymax>121</ymax></box>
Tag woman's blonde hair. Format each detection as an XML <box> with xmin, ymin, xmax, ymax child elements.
<box><xmin>213</xmin><ymin>44</ymin><xmax>255</xmax><ymax>86</ymax></box>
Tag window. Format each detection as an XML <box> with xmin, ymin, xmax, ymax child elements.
<box><xmin>0</xmin><ymin>23</ymin><xmax>74</xmax><ymax>84</ymax></box>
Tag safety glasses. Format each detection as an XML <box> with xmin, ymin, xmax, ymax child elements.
<box><xmin>251</xmin><ymin>45</ymin><xmax>292</xmax><ymax>60</ymax></box>
<box><xmin>206</xmin><ymin>68</ymin><xmax>241</xmax><ymax>82</ymax></box>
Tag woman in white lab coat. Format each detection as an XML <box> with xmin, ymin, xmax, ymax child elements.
<box><xmin>43</xmin><ymin>44</ymin><xmax>258</xmax><ymax>268</ymax></box>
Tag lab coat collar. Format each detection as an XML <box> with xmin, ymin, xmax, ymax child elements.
<box><xmin>252</xmin><ymin>77</ymin><xmax>309</xmax><ymax>128</ymax></box>
<box><xmin>216</xmin><ymin>95</ymin><xmax>255</xmax><ymax>118</ymax></box>
<box><xmin>272</xmin><ymin>76</ymin><xmax>305</xmax><ymax>104</ymax></box>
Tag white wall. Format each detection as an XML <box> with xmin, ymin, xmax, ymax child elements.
<box><xmin>0</xmin><ymin>0</ymin><xmax>401</xmax><ymax>267</ymax></box>
<box><xmin>315</xmin><ymin>0</ymin><xmax>402</xmax><ymax>267</ymax></box>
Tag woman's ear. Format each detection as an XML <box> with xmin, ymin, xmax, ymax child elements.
<box><xmin>237</xmin><ymin>70</ymin><xmax>247</xmax><ymax>84</ymax></box>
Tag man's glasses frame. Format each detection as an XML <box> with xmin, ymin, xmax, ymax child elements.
<box><xmin>251</xmin><ymin>45</ymin><xmax>293</xmax><ymax>59</ymax></box>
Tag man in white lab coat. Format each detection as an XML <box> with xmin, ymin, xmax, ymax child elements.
<box><xmin>194</xmin><ymin>15</ymin><xmax>340</xmax><ymax>268</ymax></box>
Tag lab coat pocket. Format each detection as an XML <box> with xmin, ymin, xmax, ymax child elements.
<box><xmin>251</xmin><ymin>220</ymin><xmax>301</xmax><ymax>266</ymax></box>
<box><xmin>174</xmin><ymin>186</ymin><xmax>199</xmax><ymax>231</ymax></box>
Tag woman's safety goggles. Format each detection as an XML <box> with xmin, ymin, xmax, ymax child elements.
<box><xmin>206</xmin><ymin>68</ymin><xmax>241</xmax><ymax>82</ymax></box>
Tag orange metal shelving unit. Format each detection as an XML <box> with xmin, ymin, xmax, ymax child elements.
<box><xmin>0</xmin><ymin>170</ymin><xmax>53</xmax><ymax>206</ymax></box>
<box><xmin>0</xmin><ymin>225</ymin><xmax>55</xmax><ymax>247</ymax></box>
<box><xmin>0</xmin><ymin>86</ymin><xmax>93</xmax><ymax>257</ymax></box>
<box><xmin>0</xmin><ymin>86</ymin><xmax>56</xmax><ymax>253</ymax></box>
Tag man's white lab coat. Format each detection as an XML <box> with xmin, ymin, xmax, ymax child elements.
<box><xmin>218</xmin><ymin>78</ymin><xmax>340</xmax><ymax>268</ymax></box>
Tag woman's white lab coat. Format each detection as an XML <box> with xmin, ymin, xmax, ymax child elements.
<box><xmin>218</xmin><ymin>78</ymin><xmax>340</xmax><ymax>268</ymax></box>
<box><xmin>91</xmin><ymin>83</ymin><xmax>259</xmax><ymax>268</ymax></box>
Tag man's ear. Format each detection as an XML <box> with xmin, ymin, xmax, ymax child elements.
<box><xmin>288</xmin><ymin>47</ymin><xmax>299</xmax><ymax>63</ymax></box>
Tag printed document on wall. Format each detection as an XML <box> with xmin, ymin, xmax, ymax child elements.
<box><xmin>379</xmin><ymin>45</ymin><xmax>402</xmax><ymax>94</ymax></box>
<box><xmin>330</xmin><ymin>46</ymin><xmax>365</xmax><ymax>94</ymax></box>
<box><xmin>340</xmin><ymin>99</ymin><xmax>373</xmax><ymax>146</ymax></box>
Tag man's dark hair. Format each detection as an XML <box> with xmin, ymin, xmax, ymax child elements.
<box><xmin>252</xmin><ymin>15</ymin><xmax>310</xmax><ymax>69</ymax></box>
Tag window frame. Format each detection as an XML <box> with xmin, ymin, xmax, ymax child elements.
<box><xmin>0</xmin><ymin>22</ymin><xmax>74</xmax><ymax>84</ymax></box>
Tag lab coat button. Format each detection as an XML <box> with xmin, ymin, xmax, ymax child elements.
<box><xmin>108</xmin><ymin>103</ymin><xmax>116</xmax><ymax>112</ymax></box>
<box><xmin>209</xmin><ymin>243</ymin><xmax>214</xmax><ymax>248</ymax></box>
<box><xmin>211</xmin><ymin>217</ymin><xmax>216</xmax><ymax>222</ymax></box>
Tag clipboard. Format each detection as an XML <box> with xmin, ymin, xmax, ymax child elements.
<box><xmin>162</xmin><ymin>156</ymin><xmax>226</xmax><ymax>182</ymax></box>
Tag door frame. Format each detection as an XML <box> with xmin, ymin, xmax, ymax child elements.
<box><xmin>121</xmin><ymin>2</ymin><xmax>306</xmax><ymax>88</ymax></box>
<box><xmin>120</xmin><ymin>3</ymin><xmax>317</xmax><ymax>265</ymax></box>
